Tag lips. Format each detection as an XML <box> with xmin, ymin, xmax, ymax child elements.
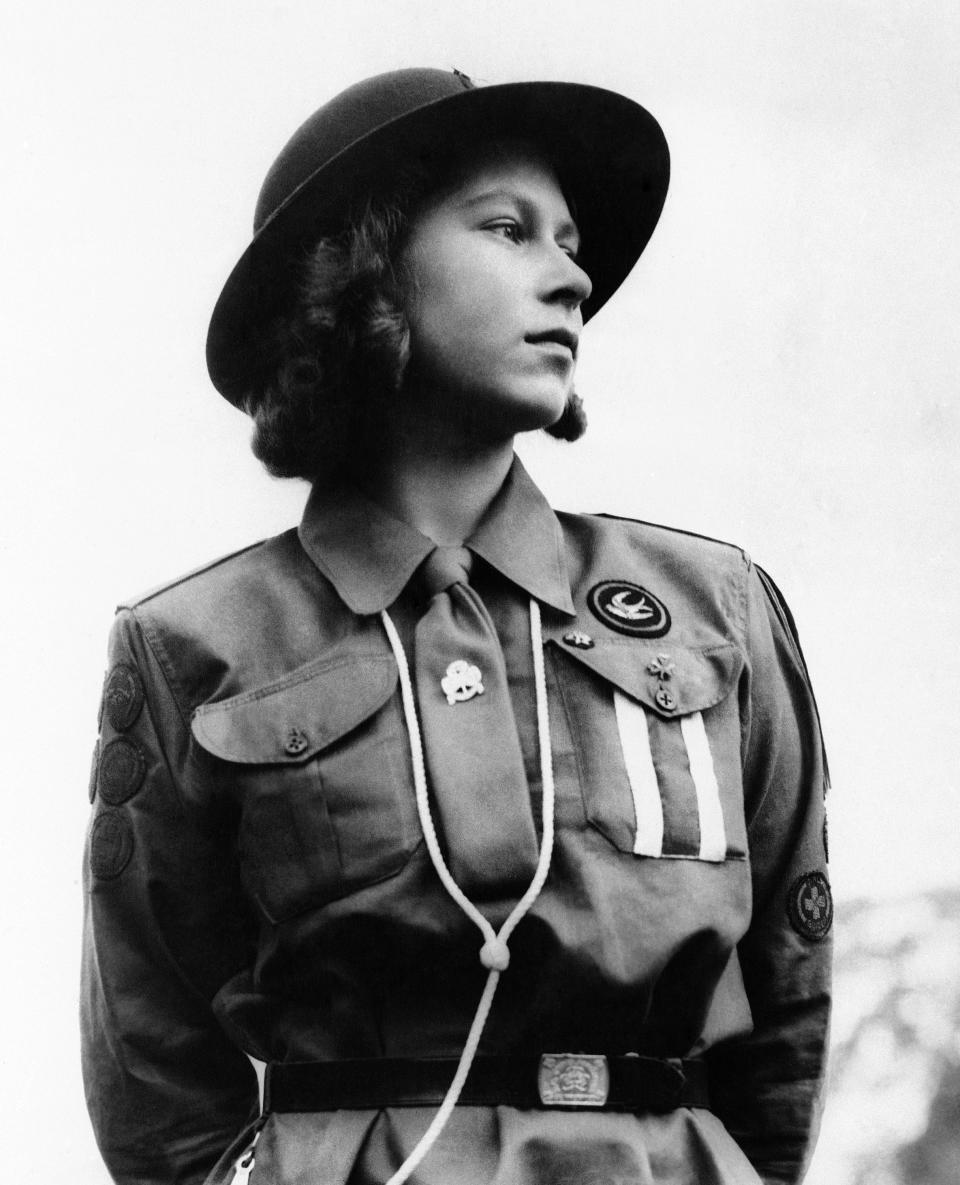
<box><xmin>526</xmin><ymin>328</ymin><xmax>579</xmax><ymax>357</ymax></box>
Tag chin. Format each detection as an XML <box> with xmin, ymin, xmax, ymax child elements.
<box><xmin>491</xmin><ymin>383</ymin><xmax>572</xmax><ymax>436</ymax></box>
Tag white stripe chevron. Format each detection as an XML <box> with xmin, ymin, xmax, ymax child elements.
<box><xmin>680</xmin><ymin>711</ymin><xmax>727</xmax><ymax>861</ymax></box>
<box><xmin>613</xmin><ymin>690</ymin><xmax>664</xmax><ymax>856</ymax></box>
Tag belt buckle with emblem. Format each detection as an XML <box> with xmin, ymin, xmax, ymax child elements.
<box><xmin>538</xmin><ymin>1053</ymin><xmax>609</xmax><ymax>1107</ymax></box>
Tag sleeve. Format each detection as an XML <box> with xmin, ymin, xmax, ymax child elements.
<box><xmin>705</xmin><ymin>561</ymin><xmax>832</xmax><ymax>1185</ymax></box>
<box><xmin>81</xmin><ymin>609</ymin><xmax>260</xmax><ymax>1185</ymax></box>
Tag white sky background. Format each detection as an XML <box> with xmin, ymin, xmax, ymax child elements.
<box><xmin>3</xmin><ymin>1</ymin><xmax>959</xmax><ymax>1180</ymax></box>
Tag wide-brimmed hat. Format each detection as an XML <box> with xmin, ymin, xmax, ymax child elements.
<box><xmin>207</xmin><ymin>67</ymin><xmax>669</xmax><ymax>405</ymax></box>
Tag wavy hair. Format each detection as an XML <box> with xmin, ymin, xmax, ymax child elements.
<box><xmin>243</xmin><ymin>161</ymin><xmax>587</xmax><ymax>484</ymax></box>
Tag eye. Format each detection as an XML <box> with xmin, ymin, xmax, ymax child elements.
<box><xmin>487</xmin><ymin>219</ymin><xmax>525</xmax><ymax>244</ymax></box>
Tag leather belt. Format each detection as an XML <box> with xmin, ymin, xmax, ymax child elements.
<box><xmin>265</xmin><ymin>1055</ymin><xmax>710</xmax><ymax>1113</ymax></box>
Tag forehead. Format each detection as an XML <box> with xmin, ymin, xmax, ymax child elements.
<box><xmin>420</xmin><ymin>139</ymin><xmax>576</xmax><ymax>223</ymax></box>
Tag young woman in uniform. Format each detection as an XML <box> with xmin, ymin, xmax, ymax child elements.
<box><xmin>82</xmin><ymin>67</ymin><xmax>832</xmax><ymax>1185</ymax></box>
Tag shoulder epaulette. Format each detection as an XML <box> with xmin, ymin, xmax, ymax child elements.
<box><xmin>117</xmin><ymin>539</ymin><xmax>268</xmax><ymax>611</ymax></box>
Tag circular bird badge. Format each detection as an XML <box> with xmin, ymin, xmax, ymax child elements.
<box><xmin>587</xmin><ymin>581</ymin><xmax>671</xmax><ymax>638</ymax></box>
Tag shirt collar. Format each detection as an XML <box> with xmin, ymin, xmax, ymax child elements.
<box><xmin>298</xmin><ymin>455</ymin><xmax>575</xmax><ymax>617</ymax></box>
<box><xmin>469</xmin><ymin>456</ymin><xmax>575</xmax><ymax>616</ymax></box>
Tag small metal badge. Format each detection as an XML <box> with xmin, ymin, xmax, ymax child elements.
<box><xmin>562</xmin><ymin>631</ymin><xmax>595</xmax><ymax>649</ymax></box>
<box><xmin>646</xmin><ymin>654</ymin><xmax>675</xmax><ymax>679</ymax></box>
<box><xmin>587</xmin><ymin>581</ymin><xmax>671</xmax><ymax>639</ymax></box>
<box><xmin>538</xmin><ymin>1054</ymin><xmax>609</xmax><ymax>1107</ymax></box>
<box><xmin>441</xmin><ymin>659</ymin><xmax>484</xmax><ymax>704</ymax></box>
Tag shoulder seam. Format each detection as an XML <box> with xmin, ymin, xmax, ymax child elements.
<box><xmin>586</xmin><ymin>511</ymin><xmax>750</xmax><ymax>562</ymax></box>
<box><xmin>755</xmin><ymin>564</ymin><xmax>831</xmax><ymax>792</ymax></box>
<box><xmin>116</xmin><ymin>539</ymin><xmax>269</xmax><ymax>611</ymax></box>
<box><xmin>126</xmin><ymin>607</ymin><xmax>193</xmax><ymax>733</ymax></box>
<box><xmin>126</xmin><ymin>609</ymin><xmax>195</xmax><ymax>813</ymax></box>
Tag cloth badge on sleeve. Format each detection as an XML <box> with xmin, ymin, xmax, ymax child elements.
<box><xmin>587</xmin><ymin>581</ymin><xmax>671</xmax><ymax>638</ymax></box>
<box><xmin>98</xmin><ymin>738</ymin><xmax>147</xmax><ymax>805</ymax></box>
<box><xmin>90</xmin><ymin>810</ymin><xmax>135</xmax><ymax>880</ymax></box>
<box><xmin>787</xmin><ymin>871</ymin><xmax>833</xmax><ymax>941</ymax></box>
<box><xmin>103</xmin><ymin>663</ymin><xmax>144</xmax><ymax>731</ymax></box>
<box><xmin>88</xmin><ymin>739</ymin><xmax>100</xmax><ymax>803</ymax></box>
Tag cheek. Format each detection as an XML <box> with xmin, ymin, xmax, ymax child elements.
<box><xmin>406</xmin><ymin>261</ymin><xmax>506</xmax><ymax>369</ymax></box>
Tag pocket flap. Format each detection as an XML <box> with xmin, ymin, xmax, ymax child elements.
<box><xmin>550</xmin><ymin>636</ymin><xmax>742</xmax><ymax>718</ymax></box>
<box><xmin>191</xmin><ymin>650</ymin><xmax>398</xmax><ymax>764</ymax></box>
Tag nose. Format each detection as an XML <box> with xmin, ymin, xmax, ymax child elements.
<box><xmin>542</xmin><ymin>247</ymin><xmax>592</xmax><ymax>311</ymax></box>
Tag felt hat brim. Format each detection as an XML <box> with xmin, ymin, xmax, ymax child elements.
<box><xmin>207</xmin><ymin>72</ymin><xmax>669</xmax><ymax>404</ymax></box>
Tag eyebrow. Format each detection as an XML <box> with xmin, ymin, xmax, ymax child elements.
<box><xmin>459</xmin><ymin>187</ymin><xmax>581</xmax><ymax>246</ymax></box>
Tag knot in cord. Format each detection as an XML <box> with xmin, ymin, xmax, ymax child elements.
<box><xmin>479</xmin><ymin>937</ymin><xmax>511</xmax><ymax>971</ymax></box>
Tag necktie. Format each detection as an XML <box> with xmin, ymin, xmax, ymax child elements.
<box><xmin>413</xmin><ymin>546</ymin><xmax>539</xmax><ymax>897</ymax></box>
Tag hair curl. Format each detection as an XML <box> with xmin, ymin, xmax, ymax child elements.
<box><xmin>243</xmin><ymin>164</ymin><xmax>587</xmax><ymax>484</ymax></box>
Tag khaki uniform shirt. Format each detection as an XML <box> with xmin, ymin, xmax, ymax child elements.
<box><xmin>82</xmin><ymin>458</ymin><xmax>831</xmax><ymax>1185</ymax></box>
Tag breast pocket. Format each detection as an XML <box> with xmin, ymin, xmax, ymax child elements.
<box><xmin>552</xmin><ymin>638</ymin><xmax>747</xmax><ymax>862</ymax></box>
<box><xmin>191</xmin><ymin>650</ymin><xmax>420</xmax><ymax>923</ymax></box>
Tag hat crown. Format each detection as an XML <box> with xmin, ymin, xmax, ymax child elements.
<box><xmin>254</xmin><ymin>68</ymin><xmax>474</xmax><ymax>233</ymax></box>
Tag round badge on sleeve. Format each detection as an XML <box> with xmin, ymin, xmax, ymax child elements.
<box><xmin>88</xmin><ymin>739</ymin><xmax>101</xmax><ymax>803</ymax></box>
<box><xmin>587</xmin><ymin>581</ymin><xmax>671</xmax><ymax>638</ymax></box>
<box><xmin>90</xmin><ymin>810</ymin><xmax>135</xmax><ymax>880</ymax></box>
<box><xmin>787</xmin><ymin>871</ymin><xmax>833</xmax><ymax>942</ymax></box>
<box><xmin>98</xmin><ymin>738</ymin><xmax>147</xmax><ymax>805</ymax></box>
<box><xmin>104</xmin><ymin>663</ymin><xmax>144</xmax><ymax>731</ymax></box>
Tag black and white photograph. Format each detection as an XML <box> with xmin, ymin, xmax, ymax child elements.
<box><xmin>4</xmin><ymin>3</ymin><xmax>959</xmax><ymax>1182</ymax></box>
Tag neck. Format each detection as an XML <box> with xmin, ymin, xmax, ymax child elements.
<box><xmin>360</xmin><ymin>408</ymin><xmax>515</xmax><ymax>545</ymax></box>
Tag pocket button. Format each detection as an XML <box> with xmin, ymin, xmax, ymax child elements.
<box><xmin>284</xmin><ymin>727</ymin><xmax>309</xmax><ymax>756</ymax></box>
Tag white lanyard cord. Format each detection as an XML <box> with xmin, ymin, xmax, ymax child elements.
<box><xmin>378</xmin><ymin>597</ymin><xmax>556</xmax><ymax>1185</ymax></box>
